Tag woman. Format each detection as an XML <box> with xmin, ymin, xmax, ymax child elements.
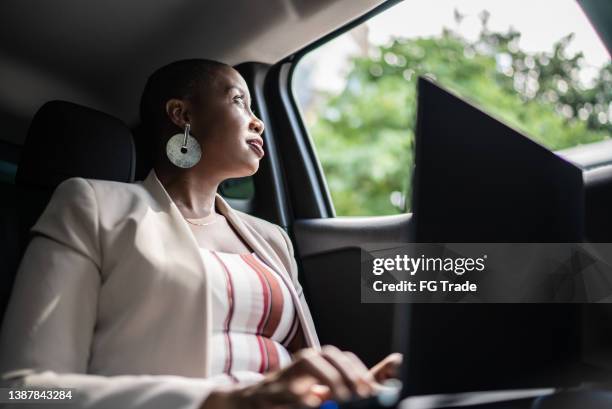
<box><xmin>0</xmin><ymin>59</ymin><xmax>401</xmax><ymax>409</ymax></box>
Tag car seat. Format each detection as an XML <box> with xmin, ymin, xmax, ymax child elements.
<box><xmin>0</xmin><ymin>100</ymin><xmax>135</xmax><ymax>324</ymax></box>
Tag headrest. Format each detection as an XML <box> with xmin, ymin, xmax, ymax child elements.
<box><xmin>16</xmin><ymin>100</ymin><xmax>135</xmax><ymax>189</ymax></box>
<box><xmin>132</xmin><ymin>123</ymin><xmax>154</xmax><ymax>181</ymax></box>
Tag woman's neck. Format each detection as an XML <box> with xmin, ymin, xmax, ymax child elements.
<box><xmin>154</xmin><ymin>164</ymin><xmax>221</xmax><ymax>219</ymax></box>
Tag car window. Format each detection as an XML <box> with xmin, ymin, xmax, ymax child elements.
<box><xmin>219</xmin><ymin>177</ymin><xmax>255</xmax><ymax>200</ymax></box>
<box><xmin>292</xmin><ymin>0</ymin><xmax>611</xmax><ymax>216</ymax></box>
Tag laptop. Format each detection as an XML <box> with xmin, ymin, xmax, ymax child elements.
<box><xmin>318</xmin><ymin>77</ymin><xmax>609</xmax><ymax>409</ymax></box>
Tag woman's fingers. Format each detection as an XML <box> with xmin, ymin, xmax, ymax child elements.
<box><xmin>320</xmin><ymin>345</ymin><xmax>373</xmax><ymax>397</ymax></box>
<box><xmin>275</xmin><ymin>375</ymin><xmax>322</xmax><ymax>407</ymax></box>
<box><xmin>243</xmin><ymin>372</ymin><xmax>320</xmax><ymax>408</ymax></box>
<box><xmin>344</xmin><ymin>351</ymin><xmax>376</xmax><ymax>379</ymax></box>
<box><xmin>251</xmin><ymin>346</ymin><xmax>383</xmax><ymax>408</ymax></box>
<box><xmin>345</xmin><ymin>350</ymin><xmax>377</xmax><ymax>389</ymax></box>
<box><xmin>368</xmin><ymin>352</ymin><xmax>403</xmax><ymax>382</ymax></box>
<box><xmin>288</xmin><ymin>348</ymin><xmax>352</xmax><ymax>401</ymax></box>
<box><xmin>308</xmin><ymin>383</ymin><xmax>331</xmax><ymax>403</ymax></box>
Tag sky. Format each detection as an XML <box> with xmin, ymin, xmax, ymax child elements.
<box><xmin>301</xmin><ymin>0</ymin><xmax>610</xmax><ymax>94</ymax></box>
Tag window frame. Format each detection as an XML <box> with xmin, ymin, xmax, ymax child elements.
<box><xmin>282</xmin><ymin>0</ymin><xmax>404</xmax><ymax>218</ymax></box>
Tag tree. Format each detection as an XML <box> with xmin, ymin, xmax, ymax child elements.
<box><xmin>306</xmin><ymin>22</ymin><xmax>611</xmax><ymax>216</ymax></box>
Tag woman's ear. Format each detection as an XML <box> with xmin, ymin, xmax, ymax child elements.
<box><xmin>165</xmin><ymin>99</ymin><xmax>191</xmax><ymax>129</ymax></box>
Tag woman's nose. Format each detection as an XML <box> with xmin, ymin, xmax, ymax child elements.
<box><xmin>249</xmin><ymin>116</ymin><xmax>265</xmax><ymax>135</ymax></box>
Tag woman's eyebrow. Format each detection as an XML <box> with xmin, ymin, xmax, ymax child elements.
<box><xmin>226</xmin><ymin>85</ymin><xmax>246</xmax><ymax>96</ymax></box>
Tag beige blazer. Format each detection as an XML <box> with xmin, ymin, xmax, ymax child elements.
<box><xmin>0</xmin><ymin>169</ymin><xmax>320</xmax><ymax>409</ymax></box>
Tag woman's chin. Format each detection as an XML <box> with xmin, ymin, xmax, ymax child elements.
<box><xmin>247</xmin><ymin>162</ymin><xmax>260</xmax><ymax>176</ymax></box>
<box><xmin>242</xmin><ymin>160</ymin><xmax>260</xmax><ymax>176</ymax></box>
<box><xmin>229</xmin><ymin>154</ymin><xmax>260</xmax><ymax>177</ymax></box>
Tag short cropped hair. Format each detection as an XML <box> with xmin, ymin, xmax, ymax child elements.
<box><xmin>139</xmin><ymin>59</ymin><xmax>229</xmax><ymax>134</ymax></box>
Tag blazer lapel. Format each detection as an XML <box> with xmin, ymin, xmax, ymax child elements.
<box><xmin>140</xmin><ymin>169</ymin><xmax>207</xmax><ymax>264</ymax></box>
<box><xmin>141</xmin><ymin>170</ymin><xmax>215</xmax><ymax>375</ymax></box>
<box><xmin>213</xmin><ymin>195</ymin><xmax>289</xmax><ymax>280</ymax></box>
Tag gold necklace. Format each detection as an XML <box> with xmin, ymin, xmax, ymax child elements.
<box><xmin>184</xmin><ymin>214</ymin><xmax>220</xmax><ymax>226</ymax></box>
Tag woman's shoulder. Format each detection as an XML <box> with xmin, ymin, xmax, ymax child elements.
<box><xmin>232</xmin><ymin>209</ymin><xmax>285</xmax><ymax>241</ymax></box>
<box><xmin>53</xmin><ymin>176</ymin><xmax>150</xmax><ymax>203</ymax></box>
<box><xmin>63</xmin><ymin>176</ymin><xmax>145</xmax><ymax>191</ymax></box>
<box><xmin>44</xmin><ymin>177</ymin><xmax>154</xmax><ymax>224</ymax></box>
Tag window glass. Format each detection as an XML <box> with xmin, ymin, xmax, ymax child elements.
<box><xmin>292</xmin><ymin>0</ymin><xmax>611</xmax><ymax>216</ymax></box>
<box><xmin>219</xmin><ymin>177</ymin><xmax>254</xmax><ymax>200</ymax></box>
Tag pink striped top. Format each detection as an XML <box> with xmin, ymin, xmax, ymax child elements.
<box><xmin>199</xmin><ymin>249</ymin><xmax>306</xmax><ymax>381</ymax></box>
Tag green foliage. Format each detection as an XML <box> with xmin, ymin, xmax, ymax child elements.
<box><xmin>305</xmin><ymin>23</ymin><xmax>611</xmax><ymax>216</ymax></box>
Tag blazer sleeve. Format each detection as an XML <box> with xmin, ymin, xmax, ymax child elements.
<box><xmin>275</xmin><ymin>225</ymin><xmax>321</xmax><ymax>349</ymax></box>
<box><xmin>0</xmin><ymin>178</ymin><xmax>257</xmax><ymax>409</ymax></box>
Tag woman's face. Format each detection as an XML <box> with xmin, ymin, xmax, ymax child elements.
<box><xmin>188</xmin><ymin>66</ymin><xmax>265</xmax><ymax>179</ymax></box>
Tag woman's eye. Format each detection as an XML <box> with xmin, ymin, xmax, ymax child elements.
<box><xmin>234</xmin><ymin>95</ymin><xmax>245</xmax><ymax>105</ymax></box>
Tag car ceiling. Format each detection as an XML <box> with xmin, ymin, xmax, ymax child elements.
<box><xmin>0</xmin><ymin>0</ymin><xmax>385</xmax><ymax>145</ymax></box>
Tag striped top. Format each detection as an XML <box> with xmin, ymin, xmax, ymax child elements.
<box><xmin>200</xmin><ymin>249</ymin><xmax>305</xmax><ymax>380</ymax></box>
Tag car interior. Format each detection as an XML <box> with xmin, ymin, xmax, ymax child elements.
<box><xmin>1</xmin><ymin>0</ymin><xmax>611</xmax><ymax>407</ymax></box>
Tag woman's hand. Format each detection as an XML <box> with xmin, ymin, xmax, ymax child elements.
<box><xmin>368</xmin><ymin>352</ymin><xmax>403</xmax><ymax>384</ymax></box>
<box><xmin>201</xmin><ymin>345</ymin><xmax>378</xmax><ymax>409</ymax></box>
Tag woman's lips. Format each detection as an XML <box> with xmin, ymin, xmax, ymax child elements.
<box><xmin>247</xmin><ymin>140</ymin><xmax>265</xmax><ymax>158</ymax></box>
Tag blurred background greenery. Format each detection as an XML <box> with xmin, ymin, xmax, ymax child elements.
<box><xmin>294</xmin><ymin>11</ymin><xmax>611</xmax><ymax>216</ymax></box>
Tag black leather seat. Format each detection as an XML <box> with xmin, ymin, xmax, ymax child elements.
<box><xmin>0</xmin><ymin>100</ymin><xmax>136</xmax><ymax>324</ymax></box>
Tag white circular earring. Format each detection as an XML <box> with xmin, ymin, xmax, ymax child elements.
<box><xmin>166</xmin><ymin>123</ymin><xmax>202</xmax><ymax>168</ymax></box>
